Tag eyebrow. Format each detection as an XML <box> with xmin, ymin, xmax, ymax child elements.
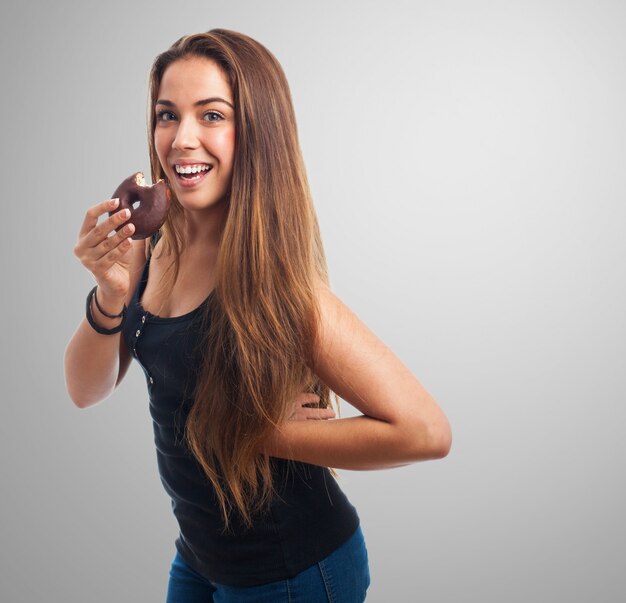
<box><xmin>155</xmin><ymin>97</ymin><xmax>234</xmax><ymax>109</ymax></box>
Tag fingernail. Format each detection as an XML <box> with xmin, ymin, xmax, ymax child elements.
<box><xmin>110</xmin><ymin>198</ymin><xmax>119</xmax><ymax>207</ymax></box>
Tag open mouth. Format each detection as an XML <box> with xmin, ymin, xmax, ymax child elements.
<box><xmin>174</xmin><ymin>163</ymin><xmax>213</xmax><ymax>186</ymax></box>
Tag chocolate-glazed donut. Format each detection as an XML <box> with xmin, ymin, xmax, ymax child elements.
<box><xmin>109</xmin><ymin>172</ymin><xmax>172</xmax><ymax>240</ymax></box>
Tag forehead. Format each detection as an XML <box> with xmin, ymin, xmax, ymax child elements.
<box><xmin>157</xmin><ymin>56</ymin><xmax>232</xmax><ymax>102</ymax></box>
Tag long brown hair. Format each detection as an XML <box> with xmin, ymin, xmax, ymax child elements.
<box><xmin>146</xmin><ymin>29</ymin><xmax>339</xmax><ymax>531</ymax></box>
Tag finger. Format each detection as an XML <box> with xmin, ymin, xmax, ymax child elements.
<box><xmin>85</xmin><ymin>206</ymin><xmax>132</xmax><ymax>249</ymax></box>
<box><xmin>319</xmin><ymin>408</ymin><xmax>335</xmax><ymax>419</ymax></box>
<box><xmin>307</xmin><ymin>408</ymin><xmax>336</xmax><ymax>420</ymax></box>
<box><xmin>77</xmin><ymin>221</ymin><xmax>134</xmax><ymax>279</ymax></box>
<box><xmin>78</xmin><ymin>198</ymin><xmax>120</xmax><ymax>239</ymax></box>
<box><xmin>92</xmin><ymin>220</ymin><xmax>135</xmax><ymax>262</ymax></box>
<box><xmin>299</xmin><ymin>393</ymin><xmax>321</xmax><ymax>405</ymax></box>
<box><xmin>94</xmin><ymin>234</ymin><xmax>135</xmax><ymax>276</ymax></box>
<box><xmin>78</xmin><ymin>209</ymin><xmax>132</xmax><ymax>264</ymax></box>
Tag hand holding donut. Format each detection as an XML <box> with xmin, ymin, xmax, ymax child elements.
<box><xmin>74</xmin><ymin>172</ymin><xmax>172</xmax><ymax>303</ymax></box>
<box><xmin>73</xmin><ymin>197</ymin><xmax>137</xmax><ymax>302</ymax></box>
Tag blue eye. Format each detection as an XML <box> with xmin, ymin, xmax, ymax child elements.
<box><xmin>204</xmin><ymin>111</ymin><xmax>224</xmax><ymax>122</ymax></box>
<box><xmin>156</xmin><ymin>110</ymin><xmax>176</xmax><ymax>122</ymax></box>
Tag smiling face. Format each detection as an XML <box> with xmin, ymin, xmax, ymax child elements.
<box><xmin>154</xmin><ymin>56</ymin><xmax>235</xmax><ymax>213</ymax></box>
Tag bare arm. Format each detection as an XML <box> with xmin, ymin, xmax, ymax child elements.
<box><xmin>264</xmin><ymin>285</ymin><xmax>452</xmax><ymax>470</ymax></box>
<box><xmin>63</xmin><ymin>199</ymin><xmax>147</xmax><ymax>408</ymax></box>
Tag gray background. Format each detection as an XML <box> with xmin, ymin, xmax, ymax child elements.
<box><xmin>1</xmin><ymin>0</ymin><xmax>624</xmax><ymax>601</ymax></box>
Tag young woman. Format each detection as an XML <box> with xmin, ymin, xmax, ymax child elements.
<box><xmin>64</xmin><ymin>29</ymin><xmax>451</xmax><ymax>602</ymax></box>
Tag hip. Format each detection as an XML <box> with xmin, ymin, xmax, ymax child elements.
<box><xmin>166</xmin><ymin>524</ymin><xmax>371</xmax><ymax>602</ymax></box>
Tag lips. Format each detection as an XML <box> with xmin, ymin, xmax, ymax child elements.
<box><xmin>172</xmin><ymin>163</ymin><xmax>213</xmax><ymax>188</ymax></box>
<box><xmin>175</xmin><ymin>163</ymin><xmax>212</xmax><ymax>175</ymax></box>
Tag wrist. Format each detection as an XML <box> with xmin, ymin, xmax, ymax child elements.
<box><xmin>94</xmin><ymin>286</ymin><xmax>126</xmax><ymax>318</ymax></box>
<box><xmin>85</xmin><ymin>286</ymin><xmax>127</xmax><ymax>335</ymax></box>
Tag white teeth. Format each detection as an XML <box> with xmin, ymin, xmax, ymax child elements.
<box><xmin>175</xmin><ymin>164</ymin><xmax>211</xmax><ymax>174</ymax></box>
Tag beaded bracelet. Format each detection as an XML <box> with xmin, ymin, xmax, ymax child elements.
<box><xmin>86</xmin><ymin>286</ymin><xmax>127</xmax><ymax>335</ymax></box>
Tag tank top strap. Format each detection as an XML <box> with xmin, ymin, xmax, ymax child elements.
<box><xmin>148</xmin><ymin>229</ymin><xmax>162</xmax><ymax>257</ymax></box>
<box><xmin>135</xmin><ymin>230</ymin><xmax>162</xmax><ymax>302</ymax></box>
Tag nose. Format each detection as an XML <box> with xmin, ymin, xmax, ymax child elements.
<box><xmin>171</xmin><ymin>116</ymin><xmax>199</xmax><ymax>150</ymax></box>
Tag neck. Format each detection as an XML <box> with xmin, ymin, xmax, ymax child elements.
<box><xmin>182</xmin><ymin>199</ymin><xmax>228</xmax><ymax>250</ymax></box>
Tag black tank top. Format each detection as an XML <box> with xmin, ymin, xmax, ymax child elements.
<box><xmin>121</xmin><ymin>234</ymin><xmax>360</xmax><ymax>587</ymax></box>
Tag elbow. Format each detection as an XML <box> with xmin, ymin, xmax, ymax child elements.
<box><xmin>405</xmin><ymin>417</ymin><xmax>452</xmax><ymax>461</ymax></box>
<box><xmin>429</xmin><ymin>421</ymin><xmax>452</xmax><ymax>459</ymax></box>
<box><xmin>66</xmin><ymin>381</ymin><xmax>114</xmax><ymax>409</ymax></box>
<box><xmin>64</xmin><ymin>355</ymin><xmax>102</xmax><ymax>409</ymax></box>
<box><xmin>73</xmin><ymin>398</ymin><xmax>92</xmax><ymax>410</ymax></box>
<box><xmin>66</xmin><ymin>386</ymin><xmax>92</xmax><ymax>409</ymax></box>
<box><xmin>64</xmin><ymin>372</ymin><xmax>88</xmax><ymax>409</ymax></box>
<box><xmin>64</xmin><ymin>371</ymin><xmax>100</xmax><ymax>409</ymax></box>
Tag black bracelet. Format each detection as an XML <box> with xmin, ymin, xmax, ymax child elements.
<box><xmin>93</xmin><ymin>285</ymin><xmax>126</xmax><ymax>319</ymax></box>
<box><xmin>86</xmin><ymin>286</ymin><xmax>126</xmax><ymax>335</ymax></box>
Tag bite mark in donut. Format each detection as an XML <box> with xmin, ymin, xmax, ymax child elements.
<box><xmin>109</xmin><ymin>172</ymin><xmax>171</xmax><ymax>240</ymax></box>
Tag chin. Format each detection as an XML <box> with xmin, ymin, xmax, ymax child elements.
<box><xmin>179</xmin><ymin>193</ymin><xmax>229</xmax><ymax>211</ymax></box>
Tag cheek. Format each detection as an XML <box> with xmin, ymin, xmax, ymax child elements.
<box><xmin>213</xmin><ymin>129</ymin><xmax>236</xmax><ymax>163</ymax></box>
<box><xmin>154</xmin><ymin>130</ymin><xmax>171</xmax><ymax>160</ymax></box>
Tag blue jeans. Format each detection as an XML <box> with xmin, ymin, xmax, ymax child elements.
<box><xmin>166</xmin><ymin>525</ymin><xmax>370</xmax><ymax>602</ymax></box>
